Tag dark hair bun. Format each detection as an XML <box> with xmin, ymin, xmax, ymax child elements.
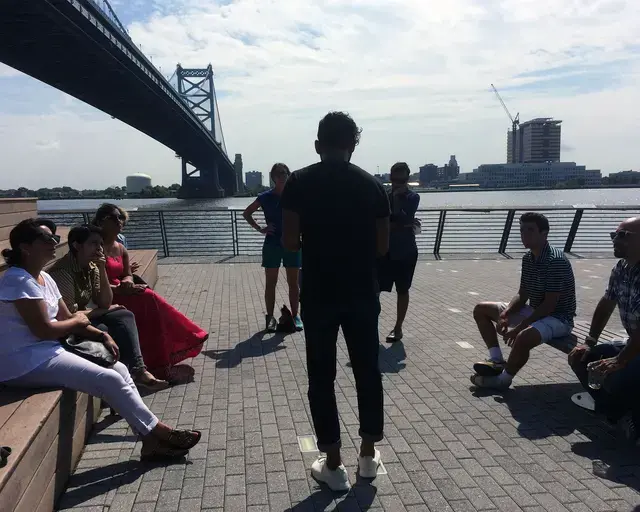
<box><xmin>1</xmin><ymin>248</ymin><xmax>17</xmax><ymax>266</ymax></box>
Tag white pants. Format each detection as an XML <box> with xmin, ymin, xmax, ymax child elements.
<box><xmin>6</xmin><ymin>351</ymin><xmax>159</xmax><ymax>436</ymax></box>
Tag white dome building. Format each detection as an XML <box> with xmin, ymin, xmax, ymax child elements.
<box><xmin>126</xmin><ymin>173</ymin><xmax>152</xmax><ymax>194</ymax></box>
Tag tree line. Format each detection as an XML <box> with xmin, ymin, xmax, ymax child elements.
<box><xmin>0</xmin><ymin>184</ymin><xmax>182</xmax><ymax>200</ymax></box>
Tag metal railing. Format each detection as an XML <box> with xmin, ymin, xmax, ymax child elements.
<box><xmin>39</xmin><ymin>206</ymin><xmax>640</xmax><ymax>259</ymax></box>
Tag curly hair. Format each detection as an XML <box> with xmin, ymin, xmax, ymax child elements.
<box><xmin>317</xmin><ymin>111</ymin><xmax>362</xmax><ymax>150</ymax></box>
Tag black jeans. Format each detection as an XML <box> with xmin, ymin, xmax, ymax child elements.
<box><xmin>302</xmin><ymin>296</ymin><xmax>383</xmax><ymax>452</ymax></box>
<box><xmin>91</xmin><ymin>308</ymin><xmax>146</xmax><ymax>373</ymax></box>
<box><xmin>571</xmin><ymin>342</ymin><xmax>640</xmax><ymax>422</ymax></box>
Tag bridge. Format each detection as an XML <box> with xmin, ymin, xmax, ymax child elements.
<box><xmin>0</xmin><ymin>0</ymin><xmax>238</xmax><ymax>199</ymax></box>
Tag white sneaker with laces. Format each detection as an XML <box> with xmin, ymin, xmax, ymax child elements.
<box><xmin>310</xmin><ymin>457</ymin><xmax>350</xmax><ymax>491</ymax></box>
<box><xmin>358</xmin><ymin>448</ymin><xmax>381</xmax><ymax>479</ymax></box>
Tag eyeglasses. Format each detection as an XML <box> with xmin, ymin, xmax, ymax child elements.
<box><xmin>610</xmin><ymin>230</ymin><xmax>635</xmax><ymax>240</ymax></box>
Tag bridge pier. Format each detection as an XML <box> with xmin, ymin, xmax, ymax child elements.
<box><xmin>179</xmin><ymin>158</ymin><xmax>227</xmax><ymax>198</ymax></box>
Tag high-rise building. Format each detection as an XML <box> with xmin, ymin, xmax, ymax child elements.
<box><xmin>507</xmin><ymin>118</ymin><xmax>562</xmax><ymax>163</ymax></box>
<box><xmin>234</xmin><ymin>154</ymin><xmax>243</xmax><ymax>193</ymax></box>
<box><xmin>245</xmin><ymin>171</ymin><xmax>263</xmax><ymax>190</ymax></box>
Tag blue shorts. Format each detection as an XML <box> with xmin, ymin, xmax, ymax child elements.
<box><xmin>262</xmin><ymin>242</ymin><xmax>301</xmax><ymax>269</ymax></box>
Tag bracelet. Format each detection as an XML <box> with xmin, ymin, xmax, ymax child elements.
<box><xmin>97</xmin><ymin>332</ymin><xmax>107</xmax><ymax>343</ymax></box>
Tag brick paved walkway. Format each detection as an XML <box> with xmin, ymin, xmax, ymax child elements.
<box><xmin>57</xmin><ymin>258</ymin><xmax>640</xmax><ymax>512</ymax></box>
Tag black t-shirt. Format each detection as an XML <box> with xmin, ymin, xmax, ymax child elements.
<box><xmin>281</xmin><ymin>161</ymin><xmax>390</xmax><ymax>305</ymax></box>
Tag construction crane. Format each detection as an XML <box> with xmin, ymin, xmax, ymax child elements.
<box><xmin>491</xmin><ymin>84</ymin><xmax>519</xmax><ymax>164</ymax></box>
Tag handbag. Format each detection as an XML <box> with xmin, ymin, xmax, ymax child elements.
<box><xmin>61</xmin><ymin>334</ymin><xmax>116</xmax><ymax>368</ymax></box>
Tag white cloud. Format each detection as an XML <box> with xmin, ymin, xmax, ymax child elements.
<box><xmin>0</xmin><ymin>0</ymin><xmax>639</xmax><ymax>190</ymax></box>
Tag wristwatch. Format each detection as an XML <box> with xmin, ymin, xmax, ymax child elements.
<box><xmin>97</xmin><ymin>332</ymin><xmax>107</xmax><ymax>343</ymax></box>
<box><xmin>585</xmin><ymin>335</ymin><xmax>598</xmax><ymax>347</ymax></box>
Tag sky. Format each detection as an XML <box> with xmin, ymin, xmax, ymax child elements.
<box><xmin>0</xmin><ymin>0</ymin><xmax>639</xmax><ymax>189</ymax></box>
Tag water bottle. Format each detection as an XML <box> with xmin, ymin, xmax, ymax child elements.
<box><xmin>587</xmin><ymin>361</ymin><xmax>604</xmax><ymax>390</ymax></box>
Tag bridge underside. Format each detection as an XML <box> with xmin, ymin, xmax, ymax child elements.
<box><xmin>0</xmin><ymin>0</ymin><xmax>235</xmax><ymax>198</ymax></box>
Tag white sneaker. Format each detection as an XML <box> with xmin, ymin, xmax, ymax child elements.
<box><xmin>310</xmin><ymin>457</ymin><xmax>350</xmax><ymax>491</ymax></box>
<box><xmin>358</xmin><ymin>448</ymin><xmax>381</xmax><ymax>479</ymax></box>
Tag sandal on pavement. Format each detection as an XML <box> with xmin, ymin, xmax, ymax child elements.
<box><xmin>134</xmin><ymin>375</ymin><xmax>170</xmax><ymax>392</ymax></box>
<box><xmin>385</xmin><ymin>329</ymin><xmax>403</xmax><ymax>343</ymax></box>
<box><xmin>167</xmin><ymin>429</ymin><xmax>202</xmax><ymax>450</ymax></box>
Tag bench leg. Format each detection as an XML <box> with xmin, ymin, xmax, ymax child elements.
<box><xmin>571</xmin><ymin>392</ymin><xmax>595</xmax><ymax>411</ymax></box>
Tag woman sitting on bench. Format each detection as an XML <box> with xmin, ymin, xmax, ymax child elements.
<box><xmin>93</xmin><ymin>204</ymin><xmax>208</xmax><ymax>381</ymax></box>
<box><xmin>0</xmin><ymin>219</ymin><xmax>201</xmax><ymax>461</ymax></box>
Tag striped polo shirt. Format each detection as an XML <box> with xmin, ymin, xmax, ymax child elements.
<box><xmin>520</xmin><ymin>243</ymin><xmax>576</xmax><ymax>325</ymax></box>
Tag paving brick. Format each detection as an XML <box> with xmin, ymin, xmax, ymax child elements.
<box><xmin>53</xmin><ymin>259</ymin><xmax>638</xmax><ymax>512</ymax></box>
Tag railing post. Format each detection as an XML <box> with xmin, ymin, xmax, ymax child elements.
<box><xmin>158</xmin><ymin>211</ymin><xmax>169</xmax><ymax>257</ymax></box>
<box><xmin>498</xmin><ymin>209</ymin><xmax>516</xmax><ymax>254</ymax></box>
<box><xmin>231</xmin><ymin>210</ymin><xmax>238</xmax><ymax>256</ymax></box>
<box><xmin>564</xmin><ymin>208</ymin><xmax>584</xmax><ymax>253</ymax></box>
<box><xmin>433</xmin><ymin>210</ymin><xmax>446</xmax><ymax>257</ymax></box>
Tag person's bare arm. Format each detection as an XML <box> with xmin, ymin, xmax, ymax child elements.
<box><xmin>91</xmin><ymin>249</ymin><xmax>114</xmax><ymax>308</ymax></box>
<box><xmin>588</xmin><ymin>296</ymin><xmax>617</xmax><ymax>341</ymax></box>
<box><xmin>282</xmin><ymin>209</ymin><xmax>301</xmax><ymax>252</ymax></box>
<box><xmin>15</xmin><ymin>298</ymin><xmax>89</xmax><ymax>340</ymax></box>
<box><xmin>121</xmin><ymin>247</ymin><xmax>134</xmax><ymax>283</ymax></box>
<box><xmin>243</xmin><ymin>199</ymin><xmax>269</xmax><ymax>233</ymax></box>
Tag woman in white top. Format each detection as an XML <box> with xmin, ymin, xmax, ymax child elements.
<box><xmin>0</xmin><ymin>218</ymin><xmax>201</xmax><ymax>461</ymax></box>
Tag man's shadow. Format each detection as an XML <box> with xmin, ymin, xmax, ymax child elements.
<box><xmin>474</xmin><ymin>382</ymin><xmax>640</xmax><ymax>493</ymax></box>
<box><xmin>346</xmin><ymin>341</ymin><xmax>406</xmax><ymax>373</ymax></box>
<box><xmin>284</xmin><ymin>474</ymin><xmax>377</xmax><ymax>511</ymax></box>
<box><xmin>203</xmin><ymin>331</ymin><xmax>287</xmax><ymax>368</ymax></box>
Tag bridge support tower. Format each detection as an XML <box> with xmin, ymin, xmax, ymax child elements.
<box><xmin>175</xmin><ymin>64</ymin><xmax>235</xmax><ymax>198</ymax></box>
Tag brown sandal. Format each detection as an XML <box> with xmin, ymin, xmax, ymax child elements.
<box><xmin>134</xmin><ymin>376</ymin><xmax>170</xmax><ymax>392</ymax></box>
<box><xmin>167</xmin><ymin>429</ymin><xmax>202</xmax><ymax>450</ymax></box>
<box><xmin>140</xmin><ymin>440</ymin><xmax>188</xmax><ymax>462</ymax></box>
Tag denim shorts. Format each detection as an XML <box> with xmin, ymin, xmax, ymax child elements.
<box><xmin>498</xmin><ymin>303</ymin><xmax>572</xmax><ymax>343</ymax></box>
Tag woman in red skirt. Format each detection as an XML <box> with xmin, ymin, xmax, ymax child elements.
<box><xmin>93</xmin><ymin>204</ymin><xmax>208</xmax><ymax>381</ymax></box>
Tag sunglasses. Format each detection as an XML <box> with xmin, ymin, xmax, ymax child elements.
<box><xmin>610</xmin><ymin>230</ymin><xmax>635</xmax><ymax>240</ymax></box>
<box><xmin>105</xmin><ymin>213</ymin><xmax>125</xmax><ymax>223</ymax></box>
<box><xmin>38</xmin><ymin>232</ymin><xmax>61</xmax><ymax>245</ymax></box>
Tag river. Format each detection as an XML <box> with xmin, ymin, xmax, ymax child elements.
<box><xmin>37</xmin><ymin>188</ymin><xmax>640</xmax><ymax>212</ymax></box>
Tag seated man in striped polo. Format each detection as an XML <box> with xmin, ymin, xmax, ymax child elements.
<box><xmin>470</xmin><ymin>212</ymin><xmax>576</xmax><ymax>390</ymax></box>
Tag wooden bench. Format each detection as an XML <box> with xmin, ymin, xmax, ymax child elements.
<box><xmin>128</xmin><ymin>249</ymin><xmax>158</xmax><ymax>289</ymax></box>
<box><xmin>546</xmin><ymin>320</ymin><xmax>623</xmax><ymax>354</ymax></box>
<box><xmin>0</xmin><ymin>208</ymin><xmax>159</xmax><ymax>511</ymax></box>
<box><xmin>0</xmin><ymin>389</ymin><xmax>101</xmax><ymax>512</ymax></box>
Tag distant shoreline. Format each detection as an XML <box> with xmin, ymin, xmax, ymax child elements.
<box><xmin>408</xmin><ymin>184</ymin><xmax>640</xmax><ymax>193</ymax></box>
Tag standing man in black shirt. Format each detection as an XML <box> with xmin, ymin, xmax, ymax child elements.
<box><xmin>281</xmin><ymin>112</ymin><xmax>390</xmax><ymax>491</ymax></box>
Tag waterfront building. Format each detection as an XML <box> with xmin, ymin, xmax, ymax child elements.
<box><xmin>472</xmin><ymin>162</ymin><xmax>601</xmax><ymax>189</ymax></box>
<box><xmin>419</xmin><ymin>156</ymin><xmax>460</xmax><ymax>186</ymax></box>
<box><xmin>507</xmin><ymin>118</ymin><xmax>562</xmax><ymax>164</ymax></box>
<box><xmin>605</xmin><ymin>170</ymin><xmax>640</xmax><ymax>185</ymax></box>
<box><xmin>245</xmin><ymin>170</ymin><xmax>263</xmax><ymax>190</ymax></box>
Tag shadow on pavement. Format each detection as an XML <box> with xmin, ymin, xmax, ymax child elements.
<box><xmin>473</xmin><ymin>381</ymin><xmax>640</xmax><ymax>494</ymax></box>
<box><xmin>379</xmin><ymin>342</ymin><xmax>406</xmax><ymax>374</ymax></box>
<box><xmin>285</xmin><ymin>475</ymin><xmax>377</xmax><ymax>511</ymax></box>
<box><xmin>203</xmin><ymin>331</ymin><xmax>287</xmax><ymax>368</ymax></box>
<box><xmin>57</xmin><ymin>458</ymin><xmax>189</xmax><ymax>510</ymax></box>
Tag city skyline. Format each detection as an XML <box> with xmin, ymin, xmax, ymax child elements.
<box><xmin>0</xmin><ymin>0</ymin><xmax>639</xmax><ymax>190</ymax></box>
